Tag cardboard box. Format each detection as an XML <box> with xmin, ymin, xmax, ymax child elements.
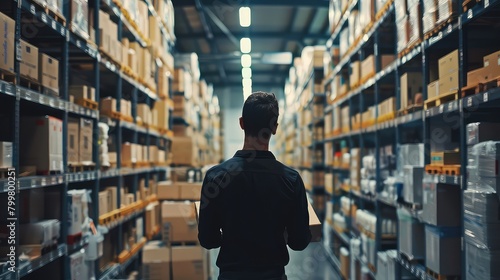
<box><xmin>142</xmin><ymin>241</ymin><xmax>171</xmax><ymax>280</ymax></box>
<box><xmin>427</xmin><ymin>80</ymin><xmax>439</xmax><ymax>99</ymax></box>
<box><xmin>126</xmin><ymin>193</ymin><xmax>135</xmax><ymax>206</ymax></box>
<box><xmin>400</xmin><ymin>72</ymin><xmax>423</xmax><ymax>108</ymax></box>
<box><xmin>19</xmin><ymin>40</ymin><xmax>39</xmax><ymax>81</ymax></box>
<box><xmin>145</xmin><ymin>202</ymin><xmax>157</xmax><ymax>236</ymax></box>
<box><xmin>121</xmin><ymin>142</ymin><xmax>136</xmax><ymax>164</ymax></box>
<box><xmin>20</xmin><ymin>116</ymin><xmax>63</xmax><ymax>174</ymax></box>
<box><xmin>19</xmin><ymin>220</ymin><xmax>59</xmax><ymax>247</ymax></box>
<box><xmin>70</xmin><ymin>0</ymin><xmax>90</xmax><ymax>39</ymax></box>
<box><xmin>173</xmin><ymin>125</ymin><xmax>193</xmax><ymax>137</ymax></box>
<box><xmin>425</xmin><ymin>225</ymin><xmax>461</xmax><ymax>275</ymax></box>
<box><xmin>68</xmin><ymin>118</ymin><xmax>80</xmax><ymax>163</ymax></box>
<box><xmin>0</xmin><ymin>142</ymin><xmax>12</xmax><ymax>168</ymax></box>
<box><xmin>69</xmin><ymin>85</ymin><xmax>95</xmax><ymax>102</ymax></box>
<box><xmin>137</xmin><ymin>104</ymin><xmax>152</xmax><ymax>124</ymax></box>
<box><xmin>0</xmin><ymin>12</ymin><xmax>15</xmax><ymax>73</ymax></box>
<box><xmin>438</xmin><ymin>49</ymin><xmax>459</xmax><ymax>78</ymax></box>
<box><xmin>98</xmin><ymin>191</ymin><xmax>108</xmax><ymax>216</ymax></box>
<box><xmin>172</xmin><ymin>245</ymin><xmax>207</xmax><ymax>280</ymax></box>
<box><xmin>438</xmin><ymin>70</ymin><xmax>459</xmax><ymax>94</ymax></box>
<box><xmin>340</xmin><ymin>247</ymin><xmax>350</xmax><ymax>280</ymax></box>
<box><xmin>484</xmin><ymin>49</ymin><xmax>500</xmax><ymax>72</ymax></box>
<box><xmin>350</xmin><ymin>61</ymin><xmax>361</xmax><ymax>88</ymax></box>
<box><xmin>100</xmin><ymin>97</ymin><xmax>117</xmax><ymax>113</ymax></box>
<box><xmin>171</xmin><ymin>137</ymin><xmax>197</xmax><ymax>166</ymax></box>
<box><xmin>161</xmin><ymin>201</ymin><xmax>198</xmax><ymax>242</ymax></box>
<box><xmin>79</xmin><ymin>118</ymin><xmax>93</xmax><ymax>163</ymax></box>
<box><xmin>157</xmin><ymin>181</ymin><xmax>179</xmax><ymax>200</ymax></box>
<box><xmin>431</xmin><ymin>151</ymin><xmax>460</xmax><ymax>165</ymax></box>
<box><xmin>69</xmin><ymin>251</ymin><xmax>85</xmax><ymax>280</ymax></box>
<box><xmin>467</xmin><ymin>66</ymin><xmax>500</xmax><ymax>86</ymax></box>
<box><xmin>154</xmin><ymin>99</ymin><xmax>170</xmax><ymax>130</ymax></box>
<box><xmin>39</xmin><ymin>53</ymin><xmax>59</xmax><ymax>93</ymax></box>
<box><xmin>178</xmin><ymin>182</ymin><xmax>202</xmax><ymax>201</ymax></box>
<box><xmin>106</xmin><ymin>186</ymin><xmax>118</xmax><ymax>211</ymax></box>
<box><xmin>381</xmin><ymin>54</ymin><xmax>396</xmax><ymax>69</ymax></box>
<box><xmin>422</xmin><ymin>182</ymin><xmax>461</xmax><ymax>227</ymax></box>
<box><xmin>361</xmin><ymin>55</ymin><xmax>375</xmax><ymax>81</ymax></box>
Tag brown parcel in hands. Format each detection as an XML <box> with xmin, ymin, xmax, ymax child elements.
<box><xmin>194</xmin><ymin>200</ymin><xmax>322</xmax><ymax>242</ymax></box>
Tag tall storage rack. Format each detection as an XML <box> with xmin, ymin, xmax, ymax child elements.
<box><xmin>317</xmin><ymin>0</ymin><xmax>500</xmax><ymax>279</ymax></box>
<box><xmin>0</xmin><ymin>0</ymin><xmax>176</xmax><ymax>279</ymax></box>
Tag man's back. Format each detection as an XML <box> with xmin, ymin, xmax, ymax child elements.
<box><xmin>198</xmin><ymin>150</ymin><xmax>311</xmax><ymax>280</ymax></box>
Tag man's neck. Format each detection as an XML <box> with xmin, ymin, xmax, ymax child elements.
<box><xmin>242</xmin><ymin>136</ymin><xmax>270</xmax><ymax>151</ymax></box>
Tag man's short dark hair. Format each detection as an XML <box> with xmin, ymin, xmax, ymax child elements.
<box><xmin>242</xmin><ymin>91</ymin><xmax>279</xmax><ymax>139</ymax></box>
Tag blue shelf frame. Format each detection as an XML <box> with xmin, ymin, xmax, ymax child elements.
<box><xmin>0</xmin><ymin>0</ymin><xmax>175</xmax><ymax>279</ymax></box>
<box><xmin>322</xmin><ymin>0</ymin><xmax>500</xmax><ymax>278</ymax></box>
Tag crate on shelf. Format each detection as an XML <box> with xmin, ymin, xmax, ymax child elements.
<box><xmin>424</xmin><ymin>90</ymin><xmax>459</xmax><ymax>110</ymax></box>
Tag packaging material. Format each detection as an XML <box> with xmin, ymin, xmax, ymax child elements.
<box><xmin>466</xmin><ymin>241</ymin><xmax>500</xmax><ymax>280</ymax></box>
<box><xmin>79</xmin><ymin>118</ymin><xmax>93</xmax><ymax>163</ymax></box>
<box><xmin>172</xmin><ymin>245</ymin><xmax>207</xmax><ymax>280</ymax></box>
<box><xmin>427</xmin><ymin>80</ymin><xmax>440</xmax><ymax>98</ymax></box>
<box><xmin>397</xmin><ymin>144</ymin><xmax>425</xmax><ymax>171</ymax></box>
<box><xmin>359</xmin><ymin>0</ymin><xmax>375</xmax><ymax>30</ymax></box>
<box><xmin>397</xmin><ymin>208</ymin><xmax>425</xmax><ymax>260</ymax></box>
<box><xmin>403</xmin><ymin>166</ymin><xmax>424</xmax><ymax>205</ymax></box>
<box><xmin>396</xmin><ymin>17</ymin><xmax>409</xmax><ymax>53</ymax></box>
<box><xmin>106</xmin><ymin>186</ymin><xmax>118</xmax><ymax>211</ymax></box>
<box><xmin>69</xmin><ymin>85</ymin><xmax>95</xmax><ymax>102</ymax></box>
<box><xmin>39</xmin><ymin>53</ymin><xmax>59</xmax><ymax>94</ymax></box>
<box><xmin>425</xmin><ymin>225</ymin><xmax>461</xmax><ymax>275</ymax></box>
<box><xmin>422</xmin><ymin>0</ymin><xmax>437</xmax><ymax>33</ymax></box>
<box><xmin>422</xmin><ymin>179</ymin><xmax>461</xmax><ymax>227</ymax></box>
<box><xmin>67</xmin><ymin>190</ymin><xmax>85</xmax><ymax>240</ymax></box>
<box><xmin>466</xmin><ymin>123</ymin><xmax>500</xmax><ymax>146</ymax></box>
<box><xmin>98</xmin><ymin>191</ymin><xmax>108</xmax><ymax>216</ymax></box>
<box><xmin>431</xmin><ymin>150</ymin><xmax>460</xmax><ymax>165</ymax></box>
<box><xmin>100</xmin><ymin>97</ymin><xmax>117</xmax><ymax>113</ymax></box>
<box><xmin>394</xmin><ymin>0</ymin><xmax>407</xmax><ymax>21</ymax></box>
<box><xmin>438</xmin><ymin>70</ymin><xmax>459</xmax><ymax>94</ymax></box>
<box><xmin>400</xmin><ymin>72</ymin><xmax>423</xmax><ymax>108</ymax></box>
<box><xmin>339</xmin><ymin>28</ymin><xmax>349</xmax><ymax>58</ymax></box>
<box><xmin>161</xmin><ymin>201</ymin><xmax>198</xmax><ymax>242</ymax></box>
<box><xmin>407</xmin><ymin>3</ymin><xmax>422</xmax><ymax>45</ymax></box>
<box><xmin>19</xmin><ymin>220</ymin><xmax>60</xmax><ymax>247</ymax></box>
<box><xmin>20</xmin><ymin>116</ymin><xmax>63</xmax><ymax>174</ymax></box>
<box><xmin>340</xmin><ymin>247</ymin><xmax>350</xmax><ymax>280</ymax></box>
<box><xmin>121</xmin><ymin>142</ymin><xmax>136</xmax><ymax>164</ymax></box>
<box><xmin>69</xmin><ymin>251</ymin><xmax>85</xmax><ymax>280</ymax></box>
<box><xmin>361</xmin><ymin>55</ymin><xmax>375</xmax><ymax>81</ymax></box>
<box><xmin>381</xmin><ymin>54</ymin><xmax>396</xmax><ymax>69</ymax></box>
<box><xmin>19</xmin><ymin>40</ymin><xmax>39</xmax><ymax>81</ymax></box>
<box><xmin>0</xmin><ymin>12</ymin><xmax>15</xmax><ymax>73</ymax></box>
<box><xmin>437</xmin><ymin>0</ymin><xmax>458</xmax><ymax>25</ymax></box>
<box><xmin>438</xmin><ymin>49</ymin><xmax>459</xmax><ymax>78</ymax></box>
<box><xmin>70</xmin><ymin>0</ymin><xmax>90</xmax><ymax>39</ymax></box>
<box><xmin>463</xmin><ymin>189</ymin><xmax>500</xmax><ymax>250</ymax></box>
<box><xmin>350</xmin><ymin>61</ymin><xmax>361</xmax><ymax>88</ymax></box>
<box><xmin>142</xmin><ymin>241</ymin><xmax>171</xmax><ymax>280</ymax></box>
<box><xmin>0</xmin><ymin>142</ymin><xmax>13</xmax><ymax>168</ymax></box>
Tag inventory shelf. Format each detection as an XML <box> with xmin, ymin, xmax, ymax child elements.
<box><xmin>0</xmin><ymin>167</ymin><xmax>169</xmax><ymax>193</ymax></box>
<box><xmin>19</xmin><ymin>244</ymin><xmax>67</xmax><ymax>278</ymax></box>
<box><xmin>98</xmin><ymin>245</ymin><xmax>144</xmax><ymax>280</ymax></box>
<box><xmin>0</xmin><ymin>81</ymin><xmax>97</xmax><ymax>120</ymax></box>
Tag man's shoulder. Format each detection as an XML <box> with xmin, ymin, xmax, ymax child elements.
<box><xmin>274</xmin><ymin>160</ymin><xmax>300</xmax><ymax>181</ymax></box>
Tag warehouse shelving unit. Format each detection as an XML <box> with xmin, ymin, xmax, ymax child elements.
<box><xmin>316</xmin><ymin>0</ymin><xmax>500</xmax><ymax>279</ymax></box>
<box><xmin>0</xmin><ymin>0</ymin><xmax>176</xmax><ymax>279</ymax></box>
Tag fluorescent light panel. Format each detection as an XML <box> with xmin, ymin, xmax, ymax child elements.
<box><xmin>241</xmin><ymin>54</ymin><xmax>252</xmax><ymax>67</ymax></box>
<box><xmin>243</xmin><ymin>86</ymin><xmax>252</xmax><ymax>100</ymax></box>
<box><xmin>242</xmin><ymin>67</ymin><xmax>252</xmax><ymax>79</ymax></box>
<box><xmin>239</xmin><ymin>7</ymin><xmax>251</xmax><ymax>27</ymax></box>
<box><xmin>240</xmin><ymin>37</ymin><xmax>251</xmax><ymax>53</ymax></box>
<box><xmin>242</xmin><ymin>78</ymin><xmax>252</xmax><ymax>88</ymax></box>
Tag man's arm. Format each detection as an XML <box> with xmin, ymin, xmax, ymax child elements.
<box><xmin>198</xmin><ymin>171</ymin><xmax>223</xmax><ymax>249</ymax></box>
<box><xmin>287</xmin><ymin>175</ymin><xmax>311</xmax><ymax>251</ymax></box>
<box><xmin>286</xmin><ymin>175</ymin><xmax>312</xmax><ymax>251</ymax></box>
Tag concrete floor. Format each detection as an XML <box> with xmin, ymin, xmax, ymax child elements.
<box><xmin>209</xmin><ymin>242</ymin><xmax>341</xmax><ymax>280</ymax></box>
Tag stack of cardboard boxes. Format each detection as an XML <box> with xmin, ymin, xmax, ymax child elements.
<box><xmin>427</xmin><ymin>50</ymin><xmax>459</xmax><ymax>100</ymax></box>
<box><xmin>466</xmin><ymin>49</ymin><xmax>500</xmax><ymax>87</ymax></box>
<box><xmin>67</xmin><ymin>117</ymin><xmax>94</xmax><ymax>165</ymax></box>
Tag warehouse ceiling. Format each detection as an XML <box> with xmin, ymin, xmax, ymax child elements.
<box><xmin>172</xmin><ymin>0</ymin><xmax>330</xmax><ymax>92</ymax></box>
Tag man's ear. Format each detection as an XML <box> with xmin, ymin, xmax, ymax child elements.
<box><xmin>239</xmin><ymin>117</ymin><xmax>244</xmax><ymax>130</ymax></box>
<box><xmin>272</xmin><ymin>122</ymin><xmax>278</xmax><ymax>135</ymax></box>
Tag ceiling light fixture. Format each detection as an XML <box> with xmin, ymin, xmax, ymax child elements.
<box><xmin>239</xmin><ymin>7</ymin><xmax>251</xmax><ymax>27</ymax></box>
<box><xmin>240</xmin><ymin>37</ymin><xmax>251</xmax><ymax>53</ymax></box>
<box><xmin>241</xmin><ymin>54</ymin><xmax>252</xmax><ymax>68</ymax></box>
<box><xmin>242</xmin><ymin>78</ymin><xmax>252</xmax><ymax>88</ymax></box>
<box><xmin>243</xmin><ymin>86</ymin><xmax>252</xmax><ymax>100</ymax></box>
<box><xmin>242</xmin><ymin>67</ymin><xmax>252</xmax><ymax>79</ymax></box>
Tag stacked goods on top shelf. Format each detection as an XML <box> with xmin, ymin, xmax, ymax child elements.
<box><xmin>464</xmin><ymin>123</ymin><xmax>500</xmax><ymax>279</ymax></box>
<box><xmin>172</xmin><ymin>53</ymin><xmax>222</xmax><ymax>167</ymax></box>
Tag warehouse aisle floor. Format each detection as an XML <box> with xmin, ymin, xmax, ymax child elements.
<box><xmin>209</xmin><ymin>243</ymin><xmax>341</xmax><ymax>280</ymax></box>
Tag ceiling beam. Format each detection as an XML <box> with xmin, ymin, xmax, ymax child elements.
<box><xmin>203</xmin><ymin>6</ymin><xmax>239</xmax><ymax>48</ymax></box>
<box><xmin>176</xmin><ymin>31</ymin><xmax>327</xmax><ymax>41</ymax></box>
<box><xmin>172</xmin><ymin>0</ymin><xmax>329</xmax><ymax>7</ymax></box>
<box><xmin>211</xmin><ymin>81</ymin><xmax>286</xmax><ymax>88</ymax></box>
<box><xmin>198</xmin><ymin>52</ymin><xmax>293</xmax><ymax>65</ymax></box>
<box><xmin>194</xmin><ymin>0</ymin><xmax>227</xmax><ymax>83</ymax></box>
